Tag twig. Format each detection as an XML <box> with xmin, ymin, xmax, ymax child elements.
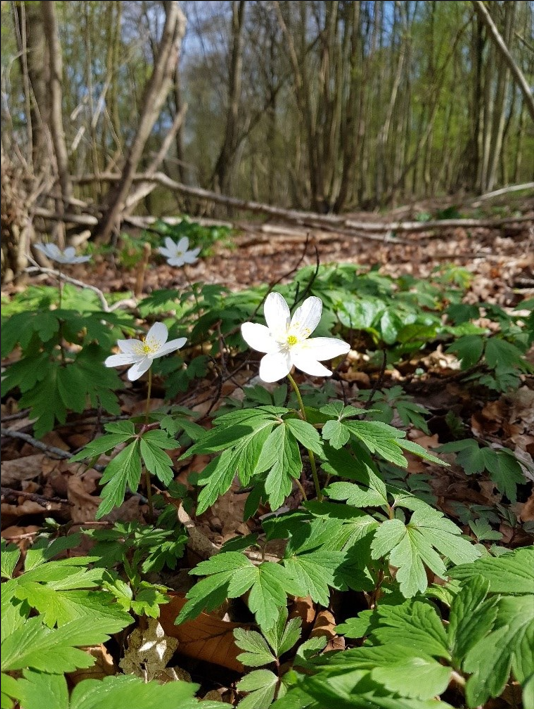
<box><xmin>366</xmin><ymin>350</ymin><xmax>388</xmax><ymax>406</ymax></box>
<box><xmin>25</xmin><ymin>265</ymin><xmax>110</xmax><ymax>312</ymax></box>
<box><xmin>1</xmin><ymin>410</ymin><xmax>31</xmax><ymax>423</ymax></box>
<box><xmin>1</xmin><ymin>486</ymin><xmax>68</xmax><ymax>505</ymax></box>
<box><xmin>0</xmin><ymin>427</ymin><xmax>105</xmax><ymax>472</ymax></box>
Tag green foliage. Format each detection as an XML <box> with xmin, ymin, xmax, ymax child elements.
<box><xmin>1</xmin><ymin>302</ymin><xmax>133</xmax><ymax>437</ymax></box>
<box><xmin>438</xmin><ymin>440</ymin><xmax>526</xmax><ymax>501</ymax></box>
<box><xmin>70</xmin><ymin>421</ymin><xmax>181</xmax><ymax>518</ymax></box>
<box><xmin>275</xmin><ymin>548</ymin><xmax>534</xmax><ymax>709</ymax></box>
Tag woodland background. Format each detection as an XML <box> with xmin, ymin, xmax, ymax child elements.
<box><xmin>1</xmin><ymin>0</ymin><xmax>534</xmax><ymax>276</ymax></box>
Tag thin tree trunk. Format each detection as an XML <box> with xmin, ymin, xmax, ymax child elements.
<box><xmin>41</xmin><ymin>1</ymin><xmax>72</xmax><ymax>204</ymax></box>
<box><xmin>472</xmin><ymin>0</ymin><xmax>534</xmax><ymax>122</ymax></box>
<box><xmin>93</xmin><ymin>0</ymin><xmax>186</xmax><ymax>243</ymax></box>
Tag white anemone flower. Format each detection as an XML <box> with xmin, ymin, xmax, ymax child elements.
<box><xmin>35</xmin><ymin>243</ymin><xmax>91</xmax><ymax>264</ymax></box>
<box><xmin>241</xmin><ymin>292</ymin><xmax>350</xmax><ymax>383</ymax></box>
<box><xmin>105</xmin><ymin>322</ymin><xmax>187</xmax><ymax>381</ymax></box>
<box><xmin>158</xmin><ymin>236</ymin><xmax>200</xmax><ymax>267</ymax></box>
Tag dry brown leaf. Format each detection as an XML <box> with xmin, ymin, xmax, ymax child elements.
<box><xmin>68</xmin><ymin>644</ymin><xmax>116</xmax><ymax>685</ymax></box>
<box><xmin>119</xmin><ymin>618</ymin><xmax>179</xmax><ymax>680</ymax></box>
<box><xmin>159</xmin><ymin>593</ymin><xmax>247</xmax><ymax>673</ymax></box>
<box><xmin>1</xmin><ymin>454</ymin><xmax>45</xmax><ymax>485</ymax></box>
<box><xmin>289</xmin><ymin>596</ymin><xmax>316</xmax><ymax>635</ymax></box>
<box><xmin>67</xmin><ymin>474</ymin><xmax>101</xmax><ymax>523</ymax></box>
<box><xmin>310</xmin><ymin>610</ymin><xmax>337</xmax><ymax>642</ymax></box>
<box><xmin>518</xmin><ymin>492</ymin><xmax>534</xmax><ymax>522</ymax></box>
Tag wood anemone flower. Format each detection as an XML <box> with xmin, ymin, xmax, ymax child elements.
<box><xmin>241</xmin><ymin>292</ymin><xmax>350</xmax><ymax>383</ymax></box>
<box><xmin>105</xmin><ymin>322</ymin><xmax>187</xmax><ymax>381</ymax></box>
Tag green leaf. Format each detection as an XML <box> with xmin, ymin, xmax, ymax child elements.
<box><xmin>448</xmin><ymin>577</ymin><xmax>498</xmax><ymax>663</ymax></box>
<box><xmin>397</xmin><ymin>440</ymin><xmax>447</xmax><ymax>466</ymax></box>
<box><xmin>326</xmin><ymin>481</ymin><xmax>387</xmax><ymax>508</ymax></box>
<box><xmin>484</xmin><ymin>449</ymin><xmax>525</xmax><ymax>502</ymax></box>
<box><xmin>257</xmin><ymin>424</ymin><xmax>302</xmax><ymax>511</ymax></box>
<box><xmin>450</xmin><ymin>547</ymin><xmax>534</xmax><ymax>593</ymax></box>
<box><xmin>437</xmin><ymin>439</ymin><xmax>488</xmax><ymax>474</ymax></box>
<box><xmin>371</xmin><ymin>656</ymin><xmax>451</xmax><ymax>701</ymax></box>
<box><xmin>485</xmin><ymin>337</ymin><xmax>525</xmax><ymax>369</ymax></box>
<box><xmin>234</xmin><ymin>628</ymin><xmax>276</xmax><ymax>667</ymax></box>
<box><xmin>237</xmin><ymin>669</ymin><xmax>279</xmax><ymax>709</ymax></box>
<box><xmin>371</xmin><ymin>507</ymin><xmax>479</xmax><ymax>597</ymax></box>
<box><xmin>322</xmin><ymin>419</ymin><xmax>351</xmax><ymax>449</ymax></box>
<box><xmin>447</xmin><ymin>335</ymin><xmax>484</xmax><ymax>369</ymax></box>
<box><xmin>344</xmin><ymin>421</ymin><xmax>407</xmax><ymax>467</ymax></box>
<box><xmin>464</xmin><ymin>595</ymin><xmax>534</xmax><ymax>706</ymax></box>
<box><xmin>1</xmin><ymin>542</ymin><xmax>20</xmax><ymax>579</ymax></box>
<box><xmin>283</xmin><ymin>549</ymin><xmax>345</xmax><ymax>606</ymax></box>
<box><xmin>1</xmin><ymin>617</ymin><xmax>120</xmax><ymax>673</ymax></box>
<box><xmin>96</xmin><ymin>440</ymin><xmax>142</xmax><ymax>518</ymax></box>
<box><xmin>285</xmin><ymin>418</ymin><xmax>323</xmax><ymax>455</ymax></box>
<box><xmin>17</xmin><ymin>672</ymin><xmax>203</xmax><ymax>709</ymax></box>
<box><xmin>140</xmin><ymin>439</ymin><xmax>175</xmax><ymax>485</ymax></box>
<box><xmin>370</xmin><ymin>600</ymin><xmax>449</xmax><ymax>659</ymax></box>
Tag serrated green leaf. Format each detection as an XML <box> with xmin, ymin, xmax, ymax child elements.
<box><xmin>397</xmin><ymin>440</ymin><xmax>447</xmax><ymax>466</ymax></box>
<box><xmin>140</xmin><ymin>439</ymin><xmax>175</xmax><ymax>485</ymax></box>
<box><xmin>326</xmin><ymin>481</ymin><xmax>387</xmax><ymax>508</ymax></box>
<box><xmin>448</xmin><ymin>576</ymin><xmax>498</xmax><ymax>663</ymax></box>
<box><xmin>464</xmin><ymin>595</ymin><xmax>534</xmax><ymax>706</ymax></box>
<box><xmin>1</xmin><ymin>617</ymin><xmax>119</xmax><ymax>673</ymax></box>
<box><xmin>371</xmin><ymin>601</ymin><xmax>449</xmax><ymax>659</ymax></box>
<box><xmin>371</xmin><ymin>656</ymin><xmax>451</xmax><ymax>700</ymax></box>
<box><xmin>96</xmin><ymin>440</ymin><xmax>142</xmax><ymax>518</ymax></box>
<box><xmin>447</xmin><ymin>335</ymin><xmax>484</xmax><ymax>369</ymax></box>
<box><xmin>283</xmin><ymin>550</ymin><xmax>345</xmax><ymax>606</ymax></box>
<box><xmin>484</xmin><ymin>450</ymin><xmax>524</xmax><ymax>502</ymax></box>
<box><xmin>285</xmin><ymin>418</ymin><xmax>323</xmax><ymax>455</ymax></box>
<box><xmin>258</xmin><ymin>424</ymin><xmax>302</xmax><ymax>511</ymax></box>
<box><xmin>450</xmin><ymin>547</ymin><xmax>534</xmax><ymax>593</ymax></box>
<box><xmin>234</xmin><ymin>628</ymin><xmax>276</xmax><ymax>667</ymax></box>
<box><xmin>237</xmin><ymin>669</ymin><xmax>279</xmax><ymax>709</ymax></box>
<box><xmin>344</xmin><ymin>421</ymin><xmax>407</xmax><ymax>467</ymax></box>
<box><xmin>322</xmin><ymin>419</ymin><xmax>351</xmax><ymax>449</ymax></box>
<box><xmin>485</xmin><ymin>338</ymin><xmax>525</xmax><ymax>369</ymax></box>
<box><xmin>1</xmin><ymin>542</ymin><xmax>20</xmax><ymax>579</ymax></box>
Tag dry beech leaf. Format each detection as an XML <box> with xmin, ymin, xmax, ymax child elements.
<box><xmin>159</xmin><ymin>593</ymin><xmax>247</xmax><ymax>673</ymax></box>
<box><xmin>119</xmin><ymin>618</ymin><xmax>179</xmax><ymax>680</ymax></box>
<box><xmin>67</xmin><ymin>474</ymin><xmax>101</xmax><ymax>524</ymax></box>
<box><xmin>68</xmin><ymin>644</ymin><xmax>116</xmax><ymax>685</ymax></box>
<box><xmin>1</xmin><ymin>454</ymin><xmax>46</xmax><ymax>485</ymax></box>
<box><xmin>310</xmin><ymin>610</ymin><xmax>337</xmax><ymax>641</ymax></box>
<box><xmin>289</xmin><ymin>596</ymin><xmax>316</xmax><ymax>634</ymax></box>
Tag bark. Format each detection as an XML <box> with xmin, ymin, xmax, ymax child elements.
<box><xmin>213</xmin><ymin>1</ymin><xmax>246</xmax><ymax>195</ymax></box>
<box><xmin>41</xmin><ymin>1</ymin><xmax>72</xmax><ymax>204</ymax></box>
<box><xmin>93</xmin><ymin>1</ymin><xmax>186</xmax><ymax>243</ymax></box>
<box><xmin>472</xmin><ymin>0</ymin><xmax>534</xmax><ymax>122</ymax></box>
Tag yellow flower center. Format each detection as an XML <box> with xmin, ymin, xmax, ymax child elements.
<box><xmin>287</xmin><ymin>335</ymin><xmax>298</xmax><ymax>346</ymax></box>
<box><xmin>134</xmin><ymin>337</ymin><xmax>159</xmax><ymax>356</ymax></box>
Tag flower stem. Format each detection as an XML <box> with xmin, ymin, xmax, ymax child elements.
<box><xmin>144</xmin><ymin>466</ymin><xmax>154</xmax><ymax>520</ymax></box>
<box><xmin>144</xmin><ymin>368</ymin><xmax>154</xmax><ymax>519</ymax></box>
<box><xmin>145</xmin><ymin>368</ymin><xmax>153</xmax><ymax>424</ymax></box>
<box><xmin>287</xmin><ymin>372</ymin><xmax>323</xmax><ymax>501</ymax></box>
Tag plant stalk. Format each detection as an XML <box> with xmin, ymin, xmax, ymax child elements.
<box><xmin>287</xmin><ymin>372</ymin><xmax>322</xmax><ymax>501</ymax></box>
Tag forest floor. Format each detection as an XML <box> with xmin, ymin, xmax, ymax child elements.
<box><xmin>1</xmin><ymin>200</ymin><xmax>533</xmax><ymax>699</ymax></box>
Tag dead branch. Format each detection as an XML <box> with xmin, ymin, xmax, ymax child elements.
<box><xmin>469</xmin><ymin>181</ymin><xmax>534</xmax><ymax>206</ymax></box>
<box><xmin>0</xmin><ymin>427</ymin><xmax>105</xmax><ymax>472</ymax></box>
<box><xmin>74</xmin><ymin>172</ymin><xmax>533</xmax><ymax>234</ymax></box>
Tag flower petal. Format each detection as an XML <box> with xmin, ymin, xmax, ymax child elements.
<box><xmin>241</xmin><ymin>323</ymin><xmax>277</xmax><ymax>353</ymax></box>
<box><xmin>290</xmin><ymin>296</ymin><xmax>322</xmax><ymax>338</ymax></box>
<box><xmin>145</xmin><ymin>322</ymin><xmax>168</xmax><ymax>349</ymax></box>
<box><xmin>183</xmin><ymin>251</ymin><xmax>198</xmax><ymax>264</ymax></box>
<box><xmin>259</xmin><ymin>351</ymin><xmax>292</xmax><ymax>382</ymax></box>
<box><xmin>73</xmin><ymin>255</ymin><xmax>91</xmax><ymax>263</ymax></box>
<box><xmin>167</xmin><ymin>256</ymin><xmax>185</xmax><ymax>267</ymax></box>
<box><xmin>64</xmin><ymin>247</ymin><xmax>76</xmax><ymax>260</ymax></box>
<box><xmin>159</xmin><ymin>246</ymin><xmax>172</xmax><ymax>258</ymax></box>
<box><xmin>291</xmin><ymin>353</ymin><xmax>332</xmax><ymax>378</ymax></box>
<box><xmin>177</xmin><ymin>236</ymin><xmax>189</xmax><ymax>253</ymax></box>
<box><xmin>264</xmin><ymin>292</ymin><xmax>290</xmax><ymax>334</ymax></box>
<box><xmin>127</xmin><ymin>357</ymin><xmax>153</xmax><ymax>381</ymax></box>
<box><xmin>165</xmin><ymin>237</ymin><xmax>177</xmax><ymax>253</ymax></box>
<box><xmin>105</xmin><ymin>353</ymin><xmax>138</xmax><ymax>368</ymax></box>
<box><xmin>153</xmin><ymin>337</ymin><xmax>187</xmax><ymax>357</ymax></box>
<box><xmin>117</xmin><ymin>339</ymin><xmax>144</xmax><ymax>355</ymax></box>
<box><xmin>296</xmin><ymin>337</ymin><xmax>350</xmax><ymax>361</ymax></box>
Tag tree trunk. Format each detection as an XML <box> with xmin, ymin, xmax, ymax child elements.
<box><xmin>93</xmin><ymin>0</ymin><xmax>186</xmax><ymax>243</ymax></box>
